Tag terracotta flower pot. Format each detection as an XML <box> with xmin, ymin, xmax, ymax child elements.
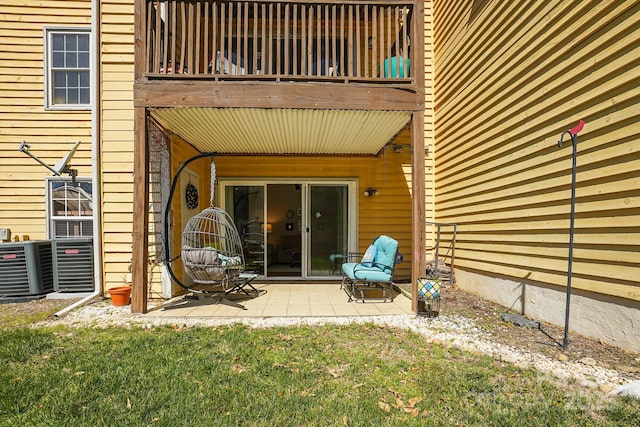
<box><xmin>108</xmin><ymin>286</ymin><xmax>132</xmax><ymax>306</ymax></box>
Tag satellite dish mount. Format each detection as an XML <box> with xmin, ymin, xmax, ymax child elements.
<box><xmin>18</xmin><ymin>140</ymin><xmax>81</xmax><ymax>185</ymax></box>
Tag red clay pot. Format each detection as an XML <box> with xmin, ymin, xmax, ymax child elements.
<box><xmin>108</xmin><ymin>286</ymin><xmax>132</xmax><ymax>306</ymax></box>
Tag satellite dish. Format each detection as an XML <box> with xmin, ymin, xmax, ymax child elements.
<box><xmin>53</xmin><ymin>140</ymin><xmax>81</xmax><ymax>175</ymax></box>
<box><xmin>18</xmin><ymin>140</ymin><xmax>82</xmax><ymax>183</ymax></box>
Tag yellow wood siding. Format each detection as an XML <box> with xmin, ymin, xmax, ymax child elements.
<box><xmin>423</xmin><ymin>0</ymin><xmax>436</xmax><ymax>249</ymax></box>
<box><xmin>433</xmin><ymin>1</ymin><xmax>639</xmax><ymax>300</ymax></box>
<box><xmin>213</xmin><ymin>143</ymin><xmax>415</xmax><ymax>280</ymax></box>
<box><xmin>166</xmin><ymin>136</ymin><xmax>209</xmax><ymax>296</ymax></box>
<box><xmin>0</xmin><ymin>0</ymin><xmax>92</xmax><ymax>240</ymax></box>
<box><xmin>100</xmin><ymin>0</ymin><xmax>136</xmax><ymax>291</ymax></box>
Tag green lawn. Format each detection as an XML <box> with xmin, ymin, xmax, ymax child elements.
<box><xmin>1</xmin><ymin>324</ymin><xmax>637</xmax><ymax>426</ymax></box>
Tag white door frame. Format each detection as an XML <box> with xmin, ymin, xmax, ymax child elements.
<box><xmin>219</xmin><ymin>178</ymin><xmax>357</xmax><ymax>278</ymax></box>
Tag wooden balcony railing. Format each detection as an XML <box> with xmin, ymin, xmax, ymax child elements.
<box><xmin>144</xmin><ymin>0</ymin><xmax>414</xmax><ymax>83</ymax></box>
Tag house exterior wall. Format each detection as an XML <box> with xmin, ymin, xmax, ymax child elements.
<box><xmin>432</xmin><ymin>0</ymin><xmax>640</xmax><ymax>351</ymax></box>
<box><xmin>100</xmin><ymin>0</ymin><xmax>136</xmax><ymax>291</ymax></box>
<box><xmin>422</xmin><ymin>0</ymin><xmax>436</xmax><ymax>251</ymax></box>
<box><xmin>221</xmin><ymin>154</ymin><xmax>414</xmax><ymax>280</ymax></box>
<box><xmin>165</xmin><ymin>134</ymin><xmax>209</xmax><ymax>297</ymax></box>
<box><xmin>0</xmin><ymin>1</ymin><xmax>92</xmax><ymax>241</ymax></box>
<box><xmin>165</xmin><ymin>129</ymin><xmax>416</xmax><ymax>282</ymax></box>
<box><xmin>2</xmin><ymin>1</ymin><xmax>431</xmax><ymax>300</ymax></box>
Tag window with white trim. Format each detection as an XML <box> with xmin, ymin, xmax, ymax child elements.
<box><xmin>44</xmin><ymin>28</ymin><xmax>91</xmax><ymax>109</ymax></box>
<box><xmin>47</xmin><ymin>178</ymin><xmax>94</xmax><ymax>239</ymax></box>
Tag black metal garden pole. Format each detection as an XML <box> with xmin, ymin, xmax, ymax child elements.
<box><xmin>557</xmin><ymin>120</ymin><xmax>585</xmax><ymax>350</ymax></box>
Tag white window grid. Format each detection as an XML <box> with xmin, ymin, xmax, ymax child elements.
<box><xmin>44</xmin><ymin>27</ymin><xmax>91</xmax><ymax>110</ymax></box>
<box><xmin>47</xmin><ymin>178</ymin><xmax>94</xmax><ymax>239</ymax></box>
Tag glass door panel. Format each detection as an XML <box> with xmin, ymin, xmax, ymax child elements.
<box><xmin>308</xmin><ymin>185</ymin><xmax>349</xmax><ymax>276</ymax></box>
<box><xmin>224</xmin><ymin>185</ymin><xmax>265</xmax><ymax>274</ymax></box>
<box><xmin>266</xmin><ymin>184</ymin><xmax>302</xmax><ymax>277</ymax></box>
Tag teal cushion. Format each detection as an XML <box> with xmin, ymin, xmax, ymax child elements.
<box><xmin>373</xmin><ymin>235</ymin><xmax>398</xmax><ymax>274</ymax></box>
<box><xmin>383</xmin><ymin>56</ymin><xmax>411</xmax><ymax>78</ymax></box>
<box><xmin>341</xmin><ymin>262</ymin><xmax>392</xmax><ymax>282</ymax></box>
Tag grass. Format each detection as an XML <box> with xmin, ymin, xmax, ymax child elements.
<box><xmin>0</xmin><ymin>299</ymin><xmax>71</xmax><ymax>328</ymax></box>
<box><xmin>1</xmin><ymin>324</ymin><xmax>638</xmax><ymax>426</ymax></box>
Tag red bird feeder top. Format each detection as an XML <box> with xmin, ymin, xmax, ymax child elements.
<box><xmin>569</xmin><ymin>120</ymin><xmax>585</xmax><ymax>135</ymax></box>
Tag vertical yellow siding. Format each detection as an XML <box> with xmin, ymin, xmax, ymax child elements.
<box><xmin>100</xmin><ymin>0</ymin><xmax>136</xmax><ymax>290</ymax></box>
<box><xmin>0</xmin><ymin>1</ymin><xmax>92</xmax><ymax>240</ymax></box>
<box><xmin>433</xmin><ymin>1</ymin><xmax>640</xmax><ymax>300</ymax></box>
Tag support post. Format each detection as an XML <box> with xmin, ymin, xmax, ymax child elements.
<box><xmin>411</xmin><ymin>0</ymin><xmax>426</xmax><ymax>313</ymax></box>
<box><xmin>411</xmin><ymin>111</ymin><xmax>426</xmax><ymax>313</ymax></box>
<box><xmin>131</xmin><ymin>0</ymin><xmax>149</xmax><ymax>313</ymax></box>
<box><xmin>131</xmin><ymin>108</ymin><xmax>149</xmax><ymax>314</ymax></box>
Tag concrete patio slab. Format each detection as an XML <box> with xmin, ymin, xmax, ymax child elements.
<box><xmin>145</xmin><ymin>283</ymin><xmax>413</xmax><ymax>318</ymax></box>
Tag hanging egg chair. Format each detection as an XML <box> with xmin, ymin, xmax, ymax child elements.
<box><xmin>181</xmin><ymin>206</ymin><xmax>244</xmax><ymax>286</ymax></box>
<box><xmin>164</xmin><ymin>152</ymin><xmax>257</xmax><ymax>294</ymax></box>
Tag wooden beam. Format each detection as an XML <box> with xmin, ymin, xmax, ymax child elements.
<box><xmin>221</xmin><ymin>0</ymin><xmax>412</xmax><ymax>4</ymax></box>
<box><xmin>411</xmin><ymin>111</ymin><xmax>425</xmax><ymax>313</ymax></box>
<box><xmin>132</xmin><ymin>0</ymin><xmax>149</xmax><ymax>314</ymax></box>
<box><xmin>131</xmin><ymin>107</ymin><xmax>149</xmax><ymax>314</ymax></box>
<box><xmin>134</xmin><ymin>81</ymin><xmax>421</xmax><ymax>111</ymax></box>
<box><xmin>134</xmin><ymin>2</ymin><xmax>145</xmax><ymax>88</ymax></box>
<box><xmin>410</xmin><ymin>0</ymin><xmax>426</xmax><ymax>313</ymax></box>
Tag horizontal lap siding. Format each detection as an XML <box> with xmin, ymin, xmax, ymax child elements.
<box><xmin>433</xmin><ymin>1</ymin><xmax>640</xmax><ymax>300</ymax></box>
<box><xmin>0</xmin><ymin>1</ymin><xmax>92</xmax><ymax>240</ymax></box>
<box><xmin>423</xmin><ymin>0</ymin><xmax>436</xmax><ymax>251</ymax></box>
<box><xmin>101</xmin><ymin>0</ymin><xmax>136</xmax><ymax>290</ymax></box>
<box><xmin>214</xmin><ymin>145</ymin><xmax>414</xmax><ymax>280</ymax></box>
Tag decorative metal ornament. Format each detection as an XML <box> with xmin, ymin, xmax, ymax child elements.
<box><xmin>185</xmin><ymin>182</ymin><xmax>199</xmax><ymax>209</ymax></box>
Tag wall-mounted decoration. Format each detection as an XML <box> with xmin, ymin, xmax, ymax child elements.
<box><xmin>182</xmin><ymin>168</ymin><xmax>200</xmax><ymax>211</ymax></box>
<box><xmin>286</xmin><ymin>209</ymin><xmax>294</xmax><ymax>219</ymax></box>
<box><xmin>185</xmin><ymin>182</ymin><xmax>199</xmax><ymax>209</ymax></box>
<box><xmin>286</xmin><ymin>223</ymin><xmax>294</xmax><ymax>231</ymax></box>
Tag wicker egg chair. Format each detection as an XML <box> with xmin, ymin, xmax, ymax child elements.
<box><xmin>163</xmin><ymin>153</ymin><xmax>257</xmax><ymax>295</ymax></box>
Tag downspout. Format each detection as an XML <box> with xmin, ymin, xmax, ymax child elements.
<box><xmin>55</xmin><ymin>0</ymin><xmax>102</xmax><ymax>317</ymax></box>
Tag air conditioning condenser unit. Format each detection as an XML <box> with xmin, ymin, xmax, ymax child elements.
<box><xmin>0</xmin><ymin>240</ymin><xmax>54</xmax><ymax>297</ymax></box>
<box><xmin>52</xmin><ymin>238</ymin><xmax>95</xmax><ymax>292</ymax></box>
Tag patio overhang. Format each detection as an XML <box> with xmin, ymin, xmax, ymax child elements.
<box><xmin>149</xmin><ymin>107</ymin><xmax>412</xmax><ymax>155</ymax></box>
<box><xmin>131</xmin><ymin>0</ymin><xmax>427</xmax><ymax>315</ymax></box>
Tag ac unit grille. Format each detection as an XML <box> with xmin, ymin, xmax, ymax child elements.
<box><xmin>0</xmin><ymin>241</ymin><xmax>54</xmax><ymax>296</ymax></box>
<box><xmin>52</xmin><ymin>238</ymin><xmax>94</xmax><ymax>292</ymax></box>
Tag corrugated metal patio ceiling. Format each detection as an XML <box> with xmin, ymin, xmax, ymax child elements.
<box><xmin>149</xmin><ymin>108</ymin><xmax>412</xmax><ymax>155</ymax></box>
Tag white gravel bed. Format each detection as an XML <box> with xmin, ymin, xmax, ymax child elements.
<box><xmin>40</xmin><ymin>300</ymin><xmax>635</xmax><ymax>394</ymax></box>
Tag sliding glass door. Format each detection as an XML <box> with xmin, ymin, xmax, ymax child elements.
<box><xmin>221</xmin><ymin>180</ymin><xmax>354</xmax><ymax>278</ymax></box>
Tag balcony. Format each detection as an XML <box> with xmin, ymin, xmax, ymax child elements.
<box><xmin>143</xmin><ymin>0</ymin><xmax>415</xmax><ymax>85</ymax></box>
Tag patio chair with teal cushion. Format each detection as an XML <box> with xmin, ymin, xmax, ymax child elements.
<box><xmin>341</xmin><ymin>235</ymin><xmax>399</xmax><ymax>302</ymax></box>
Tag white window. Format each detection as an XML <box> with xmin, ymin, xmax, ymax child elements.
<box><xmin>44</xmin><ymin>28</ymin><xmax>91</xmax><ymax>110</ymax></box>
<box><xmin>47</xmin><ymin>178</ymin><xmax>94</xmax><ymax>239</ymax></box>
